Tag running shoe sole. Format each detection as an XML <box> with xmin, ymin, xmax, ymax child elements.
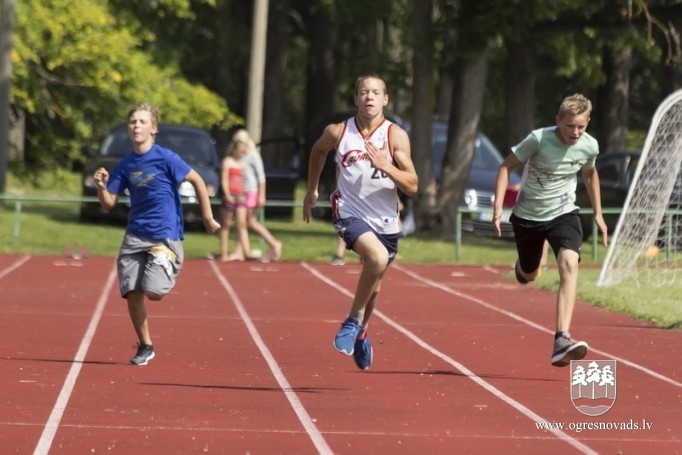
<box><xmin>130</xmin><ymin>349</ymin><xmax>155</xmax><ymax>366</ymax></box>
<box><xmin>551</xmin><ymin>341</ymin><xmax>588</xmax><ymax>367</ymax></box>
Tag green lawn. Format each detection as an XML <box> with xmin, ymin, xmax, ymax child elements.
<box><xmin>0</xmin><ymin>171</ymin><xmax>680</xmax><ymax>331</ymax></box>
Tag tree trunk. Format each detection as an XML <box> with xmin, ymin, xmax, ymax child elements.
<box><xmin>438</xmin><ymin>47</ymin><xmax>490</xmax><ymax>238</ymax></box>
<box><xmin>596</xmin><ymin>44</ymin><xmax>631</xmax><ymax>154</ymax></box>
<box><xmin>302</xmin><ymin>8</ymin><xmax>339</xmax><ymax>194</ymax></box>
<box><xmin>503</xmin><ymin>36</ymin><xmax>536</xmax><ymax>155</ymax></box>
<box><xmin>0</xmin><ymin>0</ymin><xmax>16</xmax><ymax>194</ymax></box>
<box><xmin>435</xmin><ymin>34</ymin><xmax>456</xmax><ymax>120</ymax></box>
<box><xmin>261</xmin><ymin>0</ymin><xmax>290</xmax><ymax>167</ymax></box>
<box><xmin>411</xmin><ymin>0</ymin><xmax>437</xmax><ymax>231</ymax></box>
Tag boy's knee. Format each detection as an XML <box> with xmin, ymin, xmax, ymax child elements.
<box><xmin>363</xmin><ymin>252</ymin><xmax>389</xmax><ymax>274</ymax></box>
<box><xmin>145</xmin><ymin>291</ymin><xmax>164</xmax><ymax>301</ymax></box>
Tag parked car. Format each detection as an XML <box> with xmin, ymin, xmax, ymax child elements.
<box><xmin>80</xmin><ymin>124</ymin><xmax>222</xmax><ymax>226</ymax></box>
<box><xmin>255</xmin><ymin>135</ymin><xmax>302</xmax><ymax>220</ymax></box>
<box><xmin>575</xmin><ymin>151</ymin><xmax>640</xmax><ymax>238</ymax></box>
<box><xmin>80</xmin><ymin>124</ymin><xmax>302</xmax><ymax>225</ymax></box>
<box><xmin>404</xmin><ymin>120</ymin><xmax>521</xmax><ymax>238</ymax></box>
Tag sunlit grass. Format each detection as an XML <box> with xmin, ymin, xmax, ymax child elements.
<box><xmin>1</xmin><ymin>171</ymin><xmax>680</xmax><ymax>330</ymax></box>
<box><xmin>531</xmin><ymin>268</ymin><xmax>682</xmax><ymax>331</ymax></box>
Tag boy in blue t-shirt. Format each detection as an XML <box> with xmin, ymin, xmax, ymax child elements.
<box><xmin>94</xmin><ymin>102</ymin><xmax>220</xmax><ymax>366</ymax></box>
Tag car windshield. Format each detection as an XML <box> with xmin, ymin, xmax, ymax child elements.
<box><xmin>472</xmin><ymin>133</ymin><xmax>504</xmax><ymax>170</ymax></box>
<box><xmin>430</xmin><ymin>123</ymin><xmax>504</xmax><ymax>172</ymax></box>
<box><xmin>99</xmin><ymin>127</ymin><xmax>217</xmax><ymax>167</ymax></box>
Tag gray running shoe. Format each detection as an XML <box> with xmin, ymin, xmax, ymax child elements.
<box><xmin>130</xmin><ymin>343</ymin><xmax>155</xmax><ymax>366</ymax></box>
<box><xmin>330</xmin><ymin>255</ymin><xmax>345</xmax><ymax>266</ymax></box>
<box><xmin>551</xmin><ymin>334</ymin><xmax>588</xmax><ymax>367</ymax></box>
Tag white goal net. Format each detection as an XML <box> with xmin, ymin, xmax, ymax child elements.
<box><xmin>598</xmin><ymin>89</ymin><xmax>682</xmax><ymax>288</ymax></box>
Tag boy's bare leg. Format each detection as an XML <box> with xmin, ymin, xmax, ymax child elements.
<box><xmin>127</xmin><ymin>291</ymin><xmax>151</xmax><ymax>345</ymax></box>
<box><xmin>555</xmin><ymin>248</ymin><xmax>580</xmax><ymax>332</ymax></box>
<box><xmin>349</xmin><ymin>233</ymin><xmax>388</xmax><ymax>315</ymax></box>
<box><xmin>333</xmin><ymin>233</ymin><xmax>388</xmax><ymax>355</ymax></box>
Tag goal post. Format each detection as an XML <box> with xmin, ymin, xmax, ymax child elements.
<box><xmin>597</xmin><ymin>88</ymin><xmax>682</xmax><ymax>287</ymax></box>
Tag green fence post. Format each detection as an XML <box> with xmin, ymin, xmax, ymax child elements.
<box><xmin>455</xmin><ymin>207</ymin><xmax>462</xmax><ymax>261</ymax></box>
<box><xmin>592</xmin><ymin>214</ymin><xmax>597</xmax><ymax>262</ymax></box>
<box><xmin>13</xmin><ymin>200</ymin><xmax>22</xmax><ymax>246</ymax></box>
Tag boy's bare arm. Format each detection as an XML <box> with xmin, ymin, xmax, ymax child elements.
<box><xmin>370</xmin><ymin>126</ymin><xmax>418</xmax><ymax>196</ymax></box>
<box><xmin>303</xmin><ymin>123</ymin><xmax>343</xmax><ymax>223</ymax></box>
<box><xmin>185</xmin><ymin>169</ymin><xmax>221</xmax><ymax>233</ymax></box>
<box><xmin>93</xmin><ymin>167</ymin><xmax>118</xmax><ymax>211</ymax></box>
<box><xmin>581</xmin><ymin>166</ymin><xmax>608</xmax><ymax>246</ymax></box>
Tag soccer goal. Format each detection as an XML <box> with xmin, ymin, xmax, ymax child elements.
<box><xmin>598</xmin><ymin>88</ymin><xmax>682</xmax><ymax>287</ymax></box>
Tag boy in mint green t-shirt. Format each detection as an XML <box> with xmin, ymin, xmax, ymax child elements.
<box><xmin>492</xmin><ymin>93</ymin><xmax>608</xmax><ymax>367</ymax></box>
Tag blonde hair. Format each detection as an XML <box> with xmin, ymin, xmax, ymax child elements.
<box><xmin>224</xmin><ymin>139</ymin><xmax>249</xmax><ymax>158</ymax></box>
<box><xmin>558</xmin><ymin>93</ymin><xmax>592</xmax><ymax>118</ymax></box>
<box><xmin>231</xmin><ymin>128</ymin><xmax>257</xmax><ymax>152</ymax></box>
<box><xmin>127</xmin><ymin>102</ymin><xmax>159</xmax><ymax>127</ymax></box>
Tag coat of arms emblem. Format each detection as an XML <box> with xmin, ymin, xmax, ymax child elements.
<box><xmin>570</xmin><ymin>360</ymin><xmax>617</xmax><ymax>416</ymax></box>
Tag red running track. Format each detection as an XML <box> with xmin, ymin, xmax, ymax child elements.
<box><xmin>0</xmin><ymin>254</ymin><xmax>680</xmax><ymax>454</ymax></box>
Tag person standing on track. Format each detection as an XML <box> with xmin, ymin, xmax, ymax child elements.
<box><xmin>492</xmin><ymin>93</ymin><xmax>608</xmax><ymax>367</ymax></box>
<box><xmin>303</xmin><ymin>73</ymin><xmax>418</xmax><ymax>370</ymax></box>
<box><xmin>93</xmin><ymin>102</ymin><xmax>220</xmax><ymax>366</ymax></box>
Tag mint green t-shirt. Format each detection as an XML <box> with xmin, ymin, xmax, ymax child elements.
<box><xmin>512</xmin><ymin>126</ymin><xmax>599</xmax><ymax>222</ymax></box>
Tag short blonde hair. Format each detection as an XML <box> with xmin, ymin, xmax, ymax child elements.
<box><xmin>354</xmin><ymin>73</ymin><xmax>387</xmax><ymax>96</ymax></box>
<box><xmin>127</xmin><ymin>102</ymin><xmax>159</xmax><ymax>127</ymax></box>
<box><xmin>558</xmin><ymin>93</ymin><xmax>592</xmax><ymax>118</ymax></box>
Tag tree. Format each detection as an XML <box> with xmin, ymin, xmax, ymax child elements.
<box><xmin>438</xmin><ymin>47</ymin><xmax>491</xmax><ymax>237</ymax></box>
<box><xmin>597</xmin><ymin>43</ymin><xmax>632</xmax><ymax>153</ymax></box>
<box><xmin>411</xmin><ymin>0</ymin><xmax>437</xmax><ymax>230</ymax></box>
<box><xmin>10</xmin><ymin>0</ymin><xmax>235</xmax><ymax>175</ymax></box>
<box><xmin>0</xmin><ymin>0</ymin><xmax>15</xmax><ymax>194</ymax></box>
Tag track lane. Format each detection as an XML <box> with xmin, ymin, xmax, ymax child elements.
<box><xmin>44</xmin><ymin>258</ymin><xmax>324</xmax><ymax>454</ymax></box>
<box><xmin>218</xmin><ymin>262</ymin><xmax>596</xmax><ymax>454</ymax></box>
<box><xmin>0</xmin><ymin>256</ymin><xmax>118</xmax><ymax>454</ymax></box>
<box><xmin>2</xmin><ymin>256</ymin><xmax>679</xmax><ymax>454</ymax></box>
<box><xmin>381</xmin><ymin>263</ymin><xmax>681</xmax><ymax>453</ymax></box>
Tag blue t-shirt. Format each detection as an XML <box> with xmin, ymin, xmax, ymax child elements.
<box><xmin>107</xmin><ymin>144</ymin><xmax>191</xmax><ymax>240</ymax></box>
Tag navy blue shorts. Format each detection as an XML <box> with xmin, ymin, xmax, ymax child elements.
<box><xmin>333</xmin><ymin>217</ymin><xmax>403</xmax><ymax>264</ymax></box>
<box><xmin>510</xmin><ymin>210</ymin><xmax>583</xmax><ymax>273</ymax></box>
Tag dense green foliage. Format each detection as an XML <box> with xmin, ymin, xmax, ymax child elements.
<box><xmin>11</xmin><ymin>0</ymin><xmax>238</xmax><ymax>175</ymax></box>
<box><xmin>5</xmin><ymin>0</ymin><xmax>682</xmax><ymax>186</ymax></box>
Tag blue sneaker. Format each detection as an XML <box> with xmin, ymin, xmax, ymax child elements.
<box><xmin>334</xmin><ymin>317</ymin><xmax>362</xmax><ymax>355</ymax></box>
<box><xmin>353</xmin><ymin>336</ymin><xmax>373</xmax><ymax>370</ymax></box>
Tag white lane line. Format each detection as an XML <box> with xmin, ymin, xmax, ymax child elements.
<box><xmin>395</xmin><ymin>264</ymin><xmax>682</xmax><ymax>389</ymax></box>
<box><xmin>0</xmin><ymin>254</ymin><xmax>31</xmax><ymax>280</ymax></box>
<box><xmin>301</xmin><ymin>261</ymin><xmax>598</xmax><ymax>455</ymax></box>
<box><xmin>33</xmin><ymin>262</ymin><xmax>118</xmax><ymax>455</ymax></box>
<box><xmin>208</xmin><ymin>261</ymin><xmax>333</xmax><ymax>455</ymax></box>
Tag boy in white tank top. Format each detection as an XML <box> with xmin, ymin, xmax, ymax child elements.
<box><xmin>304</xmin><ymin>74</ymin><xmax>418</xmax><ymax>370</ymax></box>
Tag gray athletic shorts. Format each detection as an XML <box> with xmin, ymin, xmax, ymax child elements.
<box><xmin>117</xmin><ymin>233</ymin><xmax>184</xmax><ymax>298</ymax></box>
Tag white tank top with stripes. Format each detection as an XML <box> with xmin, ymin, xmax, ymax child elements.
<box><xmin>331</xmin><ymin>116</ymin><xmax>401</xmax><ymax>234</ymax></box>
